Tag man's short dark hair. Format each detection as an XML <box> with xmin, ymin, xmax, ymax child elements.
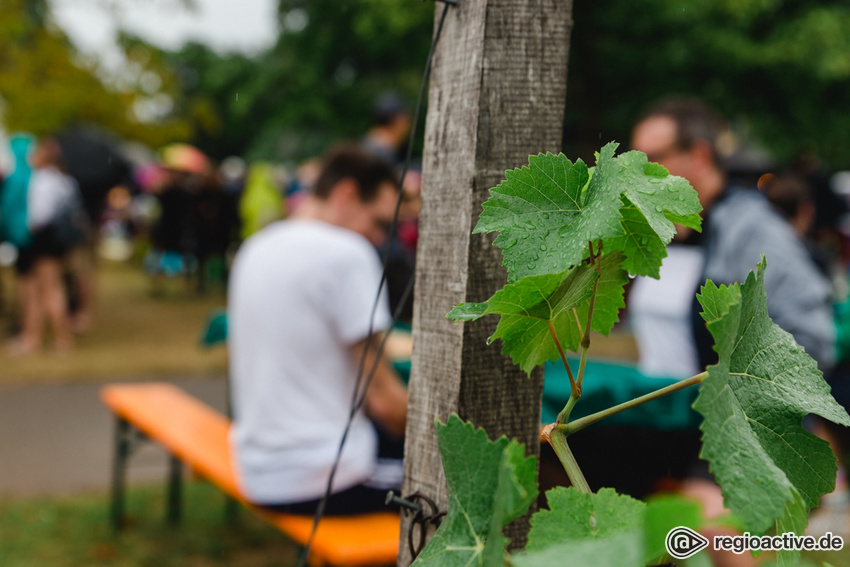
<box><xmin>639</xmin><ymin>97</ymin><xmax>730</xmax><ymax>168</ymax></box>
<box><xmin>313</xmin><ymin>144</ymin><xmax>399</xmax><ymax>202</ymax></box>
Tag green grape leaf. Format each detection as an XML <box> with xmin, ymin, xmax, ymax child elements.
<box><xmin>603</xmin><ymin>196</ymin><xmax>669</xmax><ymax>278</ymax></box>
<box><xmin>475</xmin><ymin>143</ymin><xmax>701</xmax><ymax>281</ymax></box>
<box><xmin>474</xmin><ymin>145</ymin><xmax>623</xmax><ymax>281</ymax></box>
<box><xmin>775</xmin><ymin>490</ymin><xmax>807</xmax><ymax>567</ymax></box>
<box><xmin>617</xmin><ymin>151</ymin><xmax>702</xmax><ymax>240</ymax></box>
<box><xmin>447</xmin><ymin>252</ymin><xmax>628</xmax><ymax>374</ymax></box>
<box><xmin>448</xmin><ymin>262</ymin><xmax>598</xmax><ymax>374</ymax></box>
<box><xmin>602</xmin><ymin>152</ymin><xmax>701</xmax><ymax>278</ymax></box>
<box><xmin>412</xmin><ymin>415</ymin><xmax>537</xmax><ymax>567</ymax></box>
<box><xmin>643</xmin><ymin>495</ymin><xmax>705</xmax><ymax>562</ymax></box>
<box><xmin>526</xmin><ymin>487</ymin><xmax>645</xmax><ymax>552</ymax></box>
<box><xmin>695</xmin><ymin>257</ymin><xmax>850</xmax><ymax>535</ymax></box>
<box><xmin>554</xmin><ymin>251</ymin><xmax>630</xmax><ymax>353</ymax></box>
<box><xmin>482</xmin><ymin>439</ymin><xmax>539</xmax><ymax>566</ymax></box>
<box><xmin>512</xmin><ymin>531</ymin><xmax>644</xmax><ymax>567</ymax></box>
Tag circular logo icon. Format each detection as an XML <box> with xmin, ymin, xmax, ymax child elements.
<box><xmin>666</xmin><ymin>526</ymin><xmax>710</xmax><ymax>559</ymax></box>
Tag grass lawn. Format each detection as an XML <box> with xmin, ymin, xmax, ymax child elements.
<box><xmin>0</xmin><ymin>481</ymin><xmax>299</xmax><ymax>567</ymax></box>
<box><xmin>0</xmin><ymin>260</ymin><xmax>228</xmax><ymax>385</ymax></box>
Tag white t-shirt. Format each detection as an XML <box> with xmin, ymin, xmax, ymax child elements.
<box><xmin>27</xmin><ymin>166</ymin><xmax>79</xmax><ymax>230</ymax></box>
<box><xmin>228</xmin><ymin>219</ymin><xmax>391</xmax><ymax>504</ymax></box>
<box><xmin>629</xmin><ymin>244</ymin><xmax>705</xmax><ymax>379</ymax></box>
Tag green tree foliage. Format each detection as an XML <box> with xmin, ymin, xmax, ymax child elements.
<box><xmin>142</xmin><ymin>0</ymin><xmax>850</xmax><ymax>167</ymax></box>
<box><xmin>164</xmin><ymin>0</ymin><xmax>435</xmax><ymax>162</ymax></box>
<box><xmin>0</xmin><ymin>0</ymin><xmax>187</xmax><ymax>146</ymax></box>
<box><xmin>565</xmin><ymin>0</ymin><xmax>850</xmax><ymax>168</ymax></box>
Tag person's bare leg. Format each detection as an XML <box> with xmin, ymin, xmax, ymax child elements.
<box><xmin>7</xmin><ymin>272</ymin><xmax>42</xmax><ymax>354</ymax></box>
<box><xmin>34</xmin><ymin>257</ymin><xmax>73</xmax><ymax>353</ymax></box>
<box><xmin>68</xmin><ymin>245</ymin><xmax>95</xmax><ymax>333</ymax></box>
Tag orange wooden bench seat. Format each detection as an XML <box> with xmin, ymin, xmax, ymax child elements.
<box><xmin>100</xmin><ymin>382</ymin><xmax>400</xmax><ymax>567</ymax></box>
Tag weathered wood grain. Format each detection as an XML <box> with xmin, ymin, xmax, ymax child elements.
<box><xmin>399</xmin><ymin>1</ymin><xmax>573</xmax><ymax>564</ymax></box>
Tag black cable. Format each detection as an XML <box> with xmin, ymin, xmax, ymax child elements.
<box><xmin>296</xmin><ymin>4</ymin><xmax>452</xmax><ymax>566</ymax></box>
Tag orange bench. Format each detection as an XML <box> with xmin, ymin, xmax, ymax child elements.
<box><xmin>101</xmin><ymin>382</ymin><xmax>400</xmax><ymax>567</ymax></box>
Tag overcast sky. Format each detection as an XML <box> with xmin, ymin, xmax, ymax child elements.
<box><xmin>49</xmin><ymin>0</ymin><xmax>279</xmax><ymax>64</ymax></box>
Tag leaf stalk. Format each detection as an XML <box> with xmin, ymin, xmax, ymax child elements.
<box><xmin>557</xmin><ymin>393</ymin><xmax>579</xmax><ymax>425</ymax></box>
<box><xmin>576</xmin><ymin>240</ymin><xmax>603</xmax><ymax>391</ymax></box>
<box><xmin>561</xmin><ymin>371</ymin><xmax>707</xmax><ymax>436</ymax></box>
<box><xmin>548</xmin><ymin>320</ymin><xmax>578</xmax><ymax>399</ymax></box>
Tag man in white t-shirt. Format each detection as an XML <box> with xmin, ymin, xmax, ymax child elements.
<box><xmin>228</xmin><ymin>145</ymin><xmax>408</xmax><ymax>515</ymax></box>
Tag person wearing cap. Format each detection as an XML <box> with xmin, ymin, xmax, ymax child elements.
<box><xmin>362</xmin><ymin>93</ymin><xmax>412</xmax><ymax>168</ymax></box>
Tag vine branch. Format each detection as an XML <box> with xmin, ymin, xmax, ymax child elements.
<box><xmin>543</xmin><ymin>426</ymin><xmax>591</xmax><ymax>493</ymax></box>
<box><xmin>549</xmin><ymin>320</ymin><xmax>578</xmax><ymax>400</ymax></box>
<box><xmin>560</xmin><ymin>371</ymin><xmax>707</xmax><ymax>436</ymax></box>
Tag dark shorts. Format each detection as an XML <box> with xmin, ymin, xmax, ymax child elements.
<box><xmin>256</xmin><ymin>424</ymin><xmax>405</xmax><ymax>516</ymax></box>
<box><xmin>15</xmin><ymin>225</ymin><xmax>69</xmax><ymax>275</ymax></box>
<box><xmin>259</xmin><ymin>482</ymin><xmax>394</xmax><ymax>516</ymax></box>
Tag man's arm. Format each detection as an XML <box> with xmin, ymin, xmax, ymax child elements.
<box><xmin>349</xmin><ymin>334</ymin><xmax>408</xmax><ymax>438</ymax></box>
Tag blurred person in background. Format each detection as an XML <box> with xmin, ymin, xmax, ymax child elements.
<box><xmin>0</xmin><ymin>135</ymin><xmax>35</xmax><ymax>253</ymax></box>
<box><xmin>56</xmin><ymin>129</ymin><xmax>132</xmax><ymax>333</ymax></box>
<box><xmin>228</xmin><ymin>144</ymin><xmax>408</xmax><ymax>515</ymax></box>
<box><xmin>630</xmin><ymin>98</ymin><xmax>835</xmax><ymax>374</ymax></box>
<box><xmin>362</xmin><ymin>93</ymin><xmax>419</xmax><ymax>325</ymax></box>
<box><xmin>629</xmin><ymin>98</ymin><xmax>836</xmax><ymax>567</ymax></box>
<box><xmin>0</xmin><ymin>134</ymin><xmax>35</xmax><ymax>334</ymax></box>
<box><xmin>191</xmin><ymin>168</ymin><xmax>239</xmax><ymax>293</ymax></box>
<box><xmin>238</xmin><ymin>162</ymin><xmax>283</xmax><ymax>241</ymax></box>
<box><xmin>764</xmin><ymin>172</ymin><xmax>850</xmax><ymax>530</ymax></box>
<box><xmin>7</xmin><ymin>137</ymin><xmax>87</xmax><ymax>355</ymax></box>
<box><xmin>145</xmin><ymin>144</ymin><xmax>210</xmax><ymax>295</ymax></box>
<box><xmin>145</xmin><ymin>166</ymin><xmax>193</xmax><ymax>294</ymax></box>
<box><xmin>362</xmin><ymin>92</ymin><xmax>412</xmax><ymax>169</ymax></box>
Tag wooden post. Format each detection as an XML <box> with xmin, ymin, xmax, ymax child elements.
<box><xmin>399</xmin><ymin>0</ymin><xmax>573</xmax><ymax>564</ymax></box>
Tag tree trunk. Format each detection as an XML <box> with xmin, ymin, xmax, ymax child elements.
<box><xmin>399</xmin><ymin>1</ymin><xmax>573</xmax><ymax>564</ymax></box>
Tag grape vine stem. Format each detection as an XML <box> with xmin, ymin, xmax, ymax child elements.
<box><xmin>544</xmin><ymin>427</ymin><xmax>591</xmax><ymax>493</ymax></box>
<box><xmin>560</xmin><ymin>371</ymin><xmax>707</xmax><ymax>436</ymax></box>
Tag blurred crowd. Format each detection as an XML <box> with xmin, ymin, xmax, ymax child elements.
<box><xmin>0</xmin><ymin>93</ymin><xmax>421</xmax><ymax>356</ymax></box>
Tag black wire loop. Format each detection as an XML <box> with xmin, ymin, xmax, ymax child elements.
<box><xmin>393</xmin><ymin>492</ymin><xmax>446</xmax><ymax>558</ymax></box>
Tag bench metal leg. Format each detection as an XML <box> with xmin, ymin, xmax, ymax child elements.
<box><xmin>167</xmin><ymin>455</ymin><xmax>183</xmax><ymax>524</ymax></box>
<box><xmin>110</xmin><ymin>417</ymin><xmax>131</xmax><ymax>531</ymax></box>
